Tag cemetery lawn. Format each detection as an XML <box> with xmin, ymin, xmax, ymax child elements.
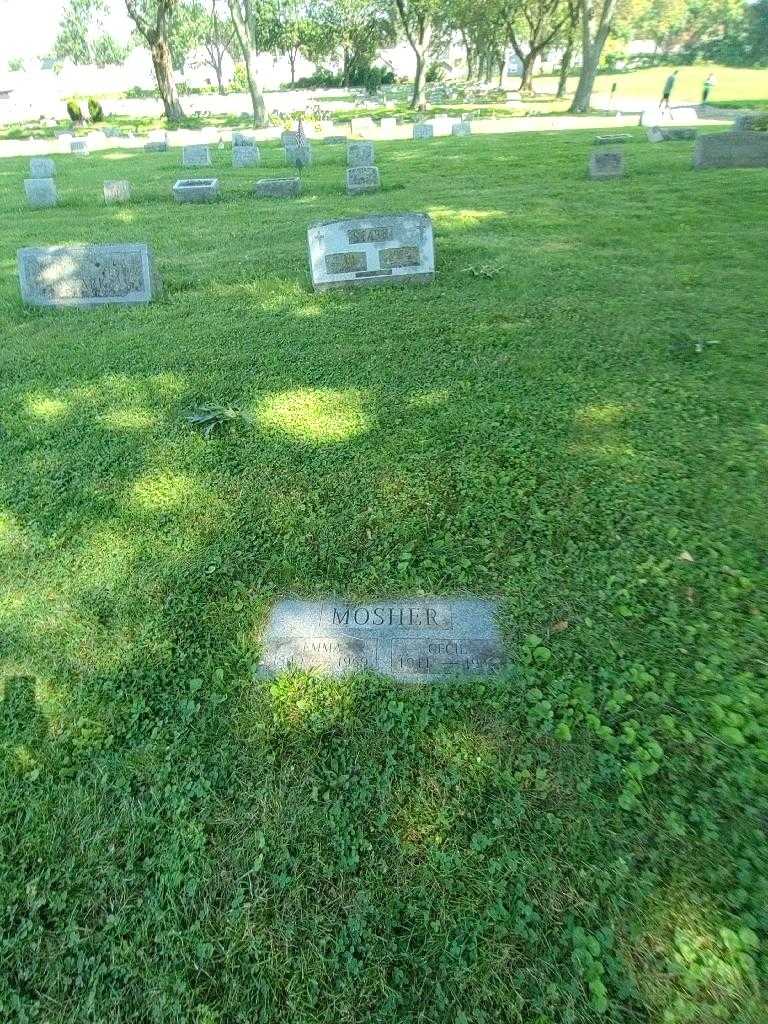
<box><xmin>1</xmin><ymin>130</ymin><xmax>766</xmax><ymax>1024</ymax></box>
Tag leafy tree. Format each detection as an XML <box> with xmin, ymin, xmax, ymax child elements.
<box><xmin>54</xmin><ymin>0</ymin><xmax>127</xmax><ymax>65</ymax></box>
<box><xmin>198</xmin><ymin>0</ymin><xmax>237</xmax><ymax>92</ymax></box>
<box><xmin>445</xmin><ymin>0</ymin><xmax>509</xmax><ymax>82</ymax></box>
<box><xmin>745</xmin><ymin>0</ymin><xmax>768</xmax><ymax>64</ymax></box>
<box><xmin>311</xmin><ymin>0</ymin><xmax>395</xmax><ymax>87</ymax></box>
<box><xmin>124</xmin><ymin>0</ymin><xmax>186</xmax><ymax>119</ymax></box>
<box><xmin>505</xmin><ymin>0</ymin><xmax>572</xmax><ymax>93</ymax></box>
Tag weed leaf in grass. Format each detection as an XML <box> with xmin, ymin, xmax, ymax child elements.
<box><xmin>184</xmin><ymin>404</ymin><xmax>251</xmax><ymax>439</ymax></box>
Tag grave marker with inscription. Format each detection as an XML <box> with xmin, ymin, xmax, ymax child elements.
<box><xmin>452</xmin><ymin>122</ymin><xmax>471</xmax><ymax>137</ymax></box>
<box><xmin>29</xmin><ymin>157</ymin><xmax>56</xmax><ymax>178</ymax></box>
<box><xmin>347</xmin><ymin>141</ymin><xmax>375</xmax><ymax>166</ymax></box>
<box><xmin>24</xmin><ymin>178</ymin><xmax>57</xmax><ymax>209</ymax></box>
<box><xmin>254</xmin><ymin>177</ymin><xmax>301</xmax><ymax>198</ymax></box>
<box><xmin>307</xmin><ymin>213</ymin><xmax>434</xmax><ymax>291</ymax></box>
<box><xmin>346</xmin><ymin>165</ymin><xmax>381</xmax><ymax>194</ymax></box>
<box><xmin>103</xmin><ymin>180</ymin><xmax>131</xmax><ymax>204</ymax></box>
<box><xmin>589</xmin><ymin>150</ymin><xmax>625</xmax><ymax>179</ymax></box>
<box><xmin>693</xmin><ymin>130</ymin><xmax>768</xmax><ymax>169</ymax></box>
<box><xmin>182</xmin><ymin>145</ymin><xmax>211</xmax><ymax>167</ymax></box>
<box><xmin>172</xmin><ymin>177</ymin><xmax>220</xmax><ymax>202</ymax></box>
<box><xmin>259</xmin><ymin>597</ymin><xmax>506</xmax><ymax>682</ymax></box>
<box><xmin>232</xmin><ymin>145</ymin><xmax>260</xmax><ymax>167</ymax></box>
<box><xmin>413</xmin><ymin>123</ymin><xmax>434</xmax><ymax>140</ymax></box>
<box><xmin>284</xmin><ymin>143</ymin><xmax>312</xmax><ymax>168</ymax></box>
<box><xmin>70</xmin><ymin>139</ymin><xmax>89</xmax><ymax>156</ymax></box>
<box><xmin>17</xmin><ymin>243</ymin><xmax>160</xmax><ymax>307</ymax></box>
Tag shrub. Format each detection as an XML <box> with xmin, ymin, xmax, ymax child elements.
<box><xmin>66</xmin><ymin>99</ymin><xmax>84</xmax><ymax>123</ymax></box>
<box><xmin>87</xmin><ymin>97</ymin><xmax>104</xmax><ymax>121</ymax></box>
<box><xmin>125</xmin><ymin>85</ymin><xmax>158</xmax><ymax>99</ymax></box>
<box><xmin>229</xmin><ymin>64</ymin><xmax>250</xmax><ymax>93</ymax></box>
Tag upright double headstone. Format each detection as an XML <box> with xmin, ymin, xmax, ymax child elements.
<box><xmin>346</xmin><ymin>141</ymin><xmax>380</xmax><ymax>194</ymax></box>
<box><xmin>307</xmin><ymin>213</ymin><xmax>434</xmax><ymax>291</ymax></box>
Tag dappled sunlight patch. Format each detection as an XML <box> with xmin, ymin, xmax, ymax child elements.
<box><xmin>129</xmin><ymin>470</ymin><xmax>203</xmax><ymax>511</ymax></box>
<box><xmin>0</xmin><ymin>511</ymin><xmax>30</xmax><ymax>556</ymax></box>
<box><xmin>99</xmin><ymin>407</ymin><xmax>159</xmax><ymax>431</ymax></box>
<box><xmin>574</xmin><ymin>402</ymin><xmax>628</xmax><ymax>428</ymax></box>
<box><xmin>427</xmin><ymin>205</ymin><xmax>508</xmax><ymax>230</ymax></box>
<box><xmin>257</xmin><ymin>388</ymin><xmax>369</xmax><ymax>443</ymax></box>
<box><xmin>407</xmin><ymin>388</ymin><xmax>451</xmax><ymax>408</ymax></box>
<box><xmin>427</xmin><ymin>722</ymin><xmax>500</xmax><ymax>773</ymax></box>
<box><xmin>25</xmin><ymin>393</ymin><xmax>68</xmax><ymax>420</ymax></box>
<box><xmin>257</xmin><ymin>669</ymin><xmax>358</xmax><ymax>733</ymax></box>
<box><xmin>567</xmin><ymin>439</ymin><xmax>639</xmax><ymax>463</ymax></box>
<box><xmin>113</xmin><ymin>208</ymin><xmax>136</xmax><ymax>225</ymax></box>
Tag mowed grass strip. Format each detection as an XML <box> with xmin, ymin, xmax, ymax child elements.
<box><xmin>0</xmin><ymin>130</ymin><xmax>766</xmax><ymax>1023</ymax></box>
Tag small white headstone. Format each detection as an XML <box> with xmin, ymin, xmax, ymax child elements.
<box><xmin>103</xmin><ymin>180</ymin><xmax>131</xmax><ymax>204</ymax></box>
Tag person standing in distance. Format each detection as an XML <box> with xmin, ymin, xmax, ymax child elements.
<box><xmin>659</xmin><ymin>69</ymin><xmax>679</xmax><ymax>112</ymax></box>
<box><xmin>702</xmin><ymin>72</ymin><xmax>716</xmax><ymax>103</ymax></box>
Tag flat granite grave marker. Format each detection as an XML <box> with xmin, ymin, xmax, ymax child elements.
<box><xmin>308</xmin><ymin>213</ymin><xmax>434</xmax><ymax>291</ymax></box>
<box><xmin>594</xmin><ymin>134</ymin><xmax>632</xmax><ymax>145</ymax></box>
<box><xmin>232</xmin><ymin>145</ymin><xmax>260</xmax><ymax>167</ymax></box>
<box><xmin>172</xmin><ymin>177</ymin><xmax>220</xmax><ymax>202</ymax></box>
<box><xmin>413</xmin><ymin>123</ymin><xmax>434</xmax><ymax>140</ymax></box>
<box><xmin>693</xmin><ymin>130</ymin><xmax>768</xmax><ymax>169</ymax></box>
<box><xmin>254</xmin><ymin>177</ymin><xmax>301</xmax><ymax>198</ymax></box>
<box><xmin>259</xmin><ymin>597</ymin><xmax>506</xmax><ymax>682</ymax></box>
<box><xmin>29</xmin><ymin>157</ymin><xmax>56</xmax><ymax>178</ymax></box>
<box><xmin>24</xmin><ymin>178</ymin><xmax>57</xmax><ymax>209</ymax></box>
<box><xmin>17</xmin><ymin>243</ymin><xmax>160</xmax><ymax>307</ymax></box>
<box><xmin>648</xmin><ymin>126</ymin><xmax>697</xmax><ymax>142</ymax></box>
<box><xmin>346</xmin><ymin>165</ymin><xmax>381</xmax><ymax>195</ymax></box>
<box><xmin>347</xmin><ymin>141</ymin><xmax>375</xmax><ymax>166</ymax></box>
<box><xmin>589</xmin><ymin>150</ymin><xmax>625</xmax><ymax>179</ymax></box>
<box><xmin>103</xmin><ymin>180</ymin><xmax>131</xmax><ymax>204</ymax></box>
<box><xmin>182</xmin><ymin>144</ymin><xmax>211</xmax><ymax>167</ymax></box>
<box><xmin>324</xmin><ymin>136</ymin><xmax>347</xmax><ymax>145</ymax></box>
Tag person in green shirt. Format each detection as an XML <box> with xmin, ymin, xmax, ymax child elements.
<box><xmin>659</xmin><ymin>69</ymin><xmax>679</xmax><ymax>112</ymax></box>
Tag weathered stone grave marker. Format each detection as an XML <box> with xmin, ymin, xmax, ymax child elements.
<box><xmin>29</xmin><ymin>157</ymin><xmax>56</xmax><ymax>178</ymax></box>
<box><xmin>324</xmin><ymin>136</ymin><xmax>347</xmax><ymax>145</ymax></box>
<box><xmin>284</xmin><ymin>144</ymin><xmax>312</xmax><ymax>168</ymax></box>
<box><xmin>233</xmin><ymin>130</ymin><xmax>257</xmax><ymax>146</ymax></box>
<box><xmin>413</xmin><ymin>123</ymin><xmax>434</xmax><ymax>140</ymax></box>
<box><xmin>70</xmin><ymin>139</ymin><xmax>89</xmax><ymax>156</ymax></box>
<box><xmin>172</xmin><ymin>177</ymin><xmax>220</xmax><ymax>202</ymax></box>
<box><xmin>452</xmin><ymin>122</ymin><xmax>471</xmax><ymax>137</ymax></box>
<box><xmin>648</xmin><ymin>126</ymin><xmax>697</xmax><ymax>143</ymax></box>
<box><xmin>145</xmin><ymin>129</ymin><xmax>168</xmax><ymax>152</ymax></box>
<box><xmin>104</xmin><ymin>180</ymin><xmax>131</xmax><ymax>204</ymax></box>
<box><xmin>254</xmin><ymin>177</ymin><xmax>301</xmax><ymax>198</ymax></box>
<box><xmin>307</xmin><ymin>213</ymin><xmax>434</xmax><ymax>291</ymax></box>
<box><xmin>588</xmin><ymin>150</ymin><xmax>625</xmax><ymax>179</ymax></box>
<box><xmin>182</xmin><ymin>145</ymin><xmax>211</xmax><ymax>167</ymax></box>
<box><xmin>258</xmin><ymin>597</ymin><xmax>506</xmax><ymax>683</ymax></box>
<box><xmin>17</xmin><ymin>244</ymin><xmax>160</xmax><ymax>307</ymax></box>
<box><xmin>24</xmin><ymin>178</ymin><xmax>57</xmax><ymax>209</ymax></box>
<box><xmin>232</xmin><ymin>145</ymin><xmax>260</xmax><ymax>167</ymax></box>
<box><xmin>594</xmin><ymin>134</ymin><xmax>632</xmax><ymax>145</ymax></box>
<box><xmin>347</xmin><ymin>141</ymin><xmax>375</xmax><ymax>166</ymax></box>
<box><xmin>346</xmin><ymin>165</ymin><xmax>381</xmax><ymax>195</ymax></box>
<box><xmin>694</xmin><ymin>130</ymin><xmax>768</xmax><ymax>169</ymax></box>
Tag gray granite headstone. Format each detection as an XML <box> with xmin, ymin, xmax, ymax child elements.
<box><xmin>413</xmin><ymin>123</ymin><xmax>434</xmax><ymax>140</ymax></box>
<box><xmin>232</xmin><ymin>145</ymin><xmax>260</xmax><ymax>167</ymax></box>
<box><xmin>308</xmin><ymin>213</ymin><xmax>434</xmax><ymax>291</ymax></box>
<box><xmin>233</xmin><ymin>130</ymin><xmax>258</xmax><ymax>146</ymax></box>
<box><xmin>24</xmin><ymin>178</ymin><xmax>57</xmax><ymax>209</ymax></box>
<box><xmin>594</xmin><ymin>134</ymin><xmax>632</xmax><ymax>145</ymax></box>
<box><xmin>734</xmin><ymin>113</ymin><xmax>768</xmax><ymax>131</ymax></box>
<box><xmin>182</xmin><ymin>144</ymin><xmax>211</xmax><ymax>167</ymax></box>
<box><xmin>346</xmin><ymin>165</ymin><xmax>381</xmax><ymax>195</ymax></box>
<box><xmin>144</xmin><ymin>140</ymin><xmax>168</xmax><ymax>153</ymax></box>
<box><xmin>649</xmin><ymin>126</ymin><xmax>697</xmax><ymax>142</ymax></box>
<box><xmin>259</xmin><ymin>597</ymin><xmax>506</xmax><ymax>682</ymax></box>
<box><xmin>588</xmin><ymin>150</ymin><xmax>625</xmax><ymax>179</ymax></box>
<box><xmin>254</xmin><ymin>177</ymin><xmax>301</xmax><ymax>198</ymax></box>
<box><xmin>452</xmin><ymin>122</ymin><xmax>471</xmax><ymax>137</ymax></box>
<box><xmin>29</xmin><ymin>157</ymin><xmax>56</xmax><ymax>178</ymax></box>
<box><xmin>70</xmin><ymin>139</ymin><xmax>89</xmax><ymax>156</ymax></box>
<box><xmin>103</xmin><ymin>180</ymin><xmax>131</xmax><ymax>204</ymax></box>
<box><xmin>172</xmin><ymin>177</ymin><xmax>220</xmax><ymax>202</ymax></box>
<box><xmin>693</xmin><ymin>130</ymin><xmax>768</xmax><ymax>169</ymax></box>
<box><xmin>281</xmin><ymin>130</ymin><xmax>299</xmax><ymax>146</ymax></box>
<box><xmin>347</xmin><ymin>141</ymin><xmax>374</xmax><ymax>167</ymax></box>
<box><xmin>17</xmin><ymin>244</ymin><xmax>160</xmax><ymax>307</ymax></box>
<box><xmin>284</xmin><ymin>143</ymin><xmax>312</xmax><ymax>168</ymax></box>
<box><xmin>324</xmin><ymin>136</ymin><xmax>347</xmax><ymax>145</ymax></box>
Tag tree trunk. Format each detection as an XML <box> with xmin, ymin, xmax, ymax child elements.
<box><xmin>150</xmin><ymin>38</ymin><xmax>184</xmax><ymax>120</ymax></box>
<box><xmin>557</xmin><ymin>40</ymin><xmax>573</xmax><ymax>98</ymax></box>
<box><xmin>289</xmin><ymin>51</ymin><xmax>296</xmax><ymax>84</ymax></box>
<box><xmin>342</xmin><ymin>47</ymin><xmax>350</xmax><ymax>87</ymax></box>
<box><xmin>497</xmin><ymin>56</ymin><xmax>505</xmax><ymax>87</ymax></box>
<box><xmin>569</xmin><ymin>0</ymin><xmax>616</xmax><ymax>113</ymax></box>
<box><xmin>215</xmin><ymin>56</ymin><xmax>225</xmax><ymax>94</ymax></box>
<box><xmin>228</xmin><ymin>0</ymin><xmax>267</xmax><ymax>126</ymax></box>
<box><xmin>520</xmin><ymin>52</ymin><xmax>536</xmax><ymax>93</ymax></box>
<box><xmin>412</xmin><ymin>49</ymin><xmax>427</xmax><ymax>110</ymax></box>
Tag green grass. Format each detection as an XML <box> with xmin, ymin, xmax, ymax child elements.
<box><xmin>1</xmin><ymin>131</ymin><xmax>767</xmax><ymax>1023</ymax></box>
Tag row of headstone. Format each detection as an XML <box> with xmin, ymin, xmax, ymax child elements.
<box><xmin>17</xmin><ymin>213</ymin><xmax>435</xmax><ymax>307</ymax></box>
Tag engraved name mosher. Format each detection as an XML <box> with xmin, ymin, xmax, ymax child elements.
<box><xmin>326</xmin><ymin>604</ymin><xmax>449</xmax><ymax>628</ymax></box>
